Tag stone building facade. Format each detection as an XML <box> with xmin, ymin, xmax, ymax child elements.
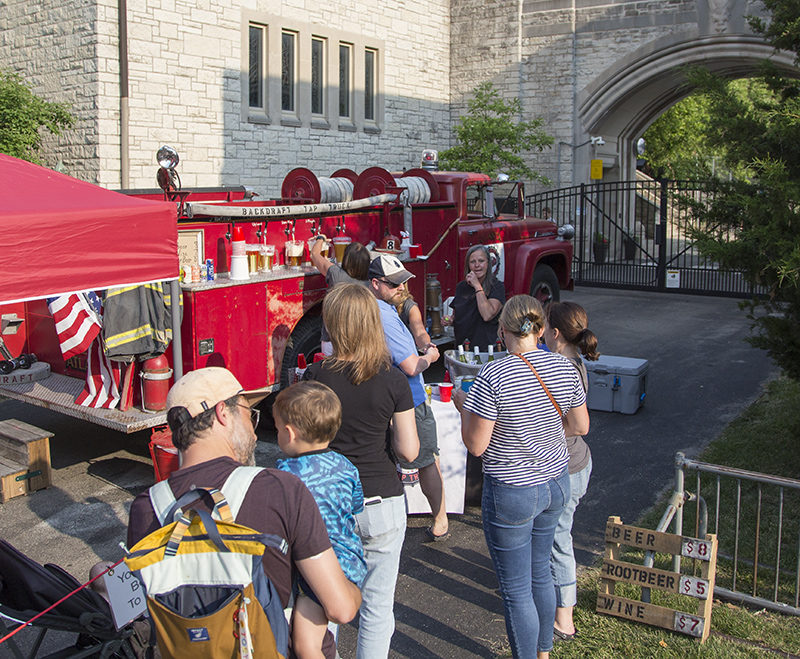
<box><xmin>1</xmin><ymin>0</ymin><xmax>789</xmax><ymax>195</ymax></box>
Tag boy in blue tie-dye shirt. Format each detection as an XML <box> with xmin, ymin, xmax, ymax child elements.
<box><xmin>273</xmin><ymin>381</ymin><xmax>366</xmax><ymax>658</ymax></box>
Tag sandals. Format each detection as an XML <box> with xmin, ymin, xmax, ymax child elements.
<box><xmin>424</xmin><ymin>526</ymin><xmax>451</xmax><ymax>542</ymax></box>
<box><xmin>553</xmin><ymin>627</ymin><xmax>578</xmax><ymax>643</ymax></box>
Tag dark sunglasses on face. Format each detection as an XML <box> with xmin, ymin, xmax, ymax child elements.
<box><xmin>378</xmin><ymin>279</ymin><xmax>401</xmax><ymax>289</ymax></box>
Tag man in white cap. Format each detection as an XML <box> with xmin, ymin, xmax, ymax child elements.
<box><xmin>368</xmin><ymin>254</ymin><xmax>449</xmax><ymax>541</ymax></box>
<box><xmin>127</xmin><ymin>366</ymin><xmax>361</xmax><ymax>659</ymax></box>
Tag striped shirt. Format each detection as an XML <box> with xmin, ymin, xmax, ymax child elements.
<box><xmin>463</xmin><ymin>350</ymin><xmax>586</xmax><ymax>487</ymax></box>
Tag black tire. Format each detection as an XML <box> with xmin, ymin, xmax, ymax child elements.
<box><xmin>17</xmin><ymin>354</ymin><xmax>30</xmax><ymax>369</ymax></box>
<box><xmin>529</xmin><ymin>264</ymin><xmax>560</xmax><ymax>304</ymax></box>
<box><xmin>0</xmin><ymin>360</ymin><xmax>12</xmax><ymax>375</ymax></box>
<box><xmin>279</xmin><ymin>314</ymin><xmax>324</xmax><ymax>389</ymax></box>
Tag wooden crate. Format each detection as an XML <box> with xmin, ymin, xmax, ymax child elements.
<box><xmin>0</xmin><ymin>419</ymin><xmax>53</xmax><ymax>503</ymax></box>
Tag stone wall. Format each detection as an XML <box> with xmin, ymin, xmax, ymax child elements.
<box><xmin>0</xmin><ymin>0</ymin><xmax>101</xmax><ymax>182</ymax></box>
<box><xmin>2</xmin><ymin>0</ymin><xmax>451</xmax><ymax>193</ymax></box>
<box><xmin>2</xmin><ymin>0</ymin><xmax>771</xmax><ymax>193</ymax></box>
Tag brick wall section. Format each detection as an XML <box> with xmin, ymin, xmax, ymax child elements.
<box><xmin>0</xmin><ymin>0</ymin><xmax>101</xmax><ymax>182</ymax></box>
<box><xmin>2</xmin><ymin>0</ymin><xmax>450</xmax><ymax>192</ymax></box>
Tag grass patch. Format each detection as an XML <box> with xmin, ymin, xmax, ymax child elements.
<box><xmin>542</xmin><ymin>376</ymin><xmax>800</xmax><ymax>658</ymax></box>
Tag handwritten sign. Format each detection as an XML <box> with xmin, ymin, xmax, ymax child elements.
<box><xmin>103</xmin><ymin>563</ymin><xmax>148</xmax><ymax>630</ymax></box>
<box><xmin>178</xmin><ymin>230</ymin><xmax>204</xmax><ymax>267</ymax></box>
<box><xmin>598</xmin><ymin>517</ymin><xmax>717</xmax><ymax>642</ymax></box>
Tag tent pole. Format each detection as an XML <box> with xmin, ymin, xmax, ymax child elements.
<box><xmin>170</xmin><ymin>280</ymin><xmax>183</xmax><ymax>382</ymax></box>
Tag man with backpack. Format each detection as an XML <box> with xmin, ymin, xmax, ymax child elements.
<box><xmin>126</xmin><ymin>367</ymin><xmax>361</xmax><ymax>659</ymax></box>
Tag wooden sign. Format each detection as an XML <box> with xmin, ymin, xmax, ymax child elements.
<box><xmin>598</xmin><ymin>516</ymin><xmax>717</xmax><ymax>642</ymax></box>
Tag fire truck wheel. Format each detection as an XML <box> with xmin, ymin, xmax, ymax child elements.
<box><xmin>280</xmin><ymin>315</ymin><xmax>324</xmax><ymax>389</ymax></box>
<box><xmin>530</xmin><ymin>264</ymin><xmax>560</xmax><ymax>304</ymax></box>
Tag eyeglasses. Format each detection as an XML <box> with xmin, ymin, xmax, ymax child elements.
<box><xmin>377</xmin><ymin>279</ymin><xmax>401</xmax><ymax>289</ymax></box>
<box><xmin>237</xmin><ymin>404</ymin><xmax>260</xmax><ymax>430</ymax></box>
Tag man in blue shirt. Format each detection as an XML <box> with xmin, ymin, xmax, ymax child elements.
<box><xmin>368</xmin><ymin>254</ymin><xmax>450</xmax><ymax>541</ymax></box>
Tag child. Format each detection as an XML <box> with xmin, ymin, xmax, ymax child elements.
<box><xmin>273</xmin><ymin>381</ymin><xmax>367</xmax><ymax>659</ymax></box>
<box><xmin>543</xmin><ymin>301</ymin><xmax>599</xmax><ymax>642</ymax></box>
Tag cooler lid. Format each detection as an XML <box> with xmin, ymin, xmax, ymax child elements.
<box><xmin>584</xmin><ymin>355</ymin><xmax>649</xmax><ymax>376</ymax></box>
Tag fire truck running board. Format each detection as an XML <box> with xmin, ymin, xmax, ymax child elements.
<box><xmin>0</xmin><ymin>373</ymin><xmax>166</xmax><ymax>433</ymax></box>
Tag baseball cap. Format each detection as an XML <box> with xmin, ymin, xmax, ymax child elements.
<box><xmin>368</xmin><ymin>254</ymin><xmax>415</xmax><ymax>285</ymax></box>
<box><xmin>166</xmin><ymin>367</ymin><xmax>269</xmax><ymax>432</ymax></box>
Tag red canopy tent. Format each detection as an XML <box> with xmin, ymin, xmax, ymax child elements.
<box><xmin>0</xmin><ymin>154</ymin><xmax>178</xmax><ymax>304</ymax></box>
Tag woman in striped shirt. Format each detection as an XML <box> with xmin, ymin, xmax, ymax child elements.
<box><xmin>453</xmin><ymin>295</ymin><xmax>589</xmax><ymax>659</ymax></box>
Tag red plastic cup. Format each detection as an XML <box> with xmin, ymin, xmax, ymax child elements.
<box><xmin>409</xmin><ymin>244</ymin><xmax>421</xmax><ymax>259</ymax></box>
<box><xmin>438</xmin><ymin>382</ymin><xmax>454</xmax><ymax>403</ymax></box>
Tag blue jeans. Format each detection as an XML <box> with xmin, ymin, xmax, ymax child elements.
<box><xmin>353</xmin><ymin>494</ymin><xmax>407</xmax><ymax>659</ymax></box>
<box><xmin>551</xmin><ymin>458</ymin><xmax>592</xmax><ymax>608</ymax></box>
<box><xmin>482</xmin><ymin>468</ymin><xmax>570</xmax><ymax>657</ymax></box>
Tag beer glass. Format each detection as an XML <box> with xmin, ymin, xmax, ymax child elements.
<box><xmin>285</xmin><ymin>240</ymin><xmax>304</xmax><ymax>267</ymax></box>
<box><xmin>333</xmin><ymin>236</ymin><xmax>352</xmax><ymax>263</ymax></box>
<box><xmin>261</xmin><ymin>244</ymin><xmax>275</xmax><ymax>272</ymax></box>
<box><xmin>246</xmin><ymin>245</ymin><xmax>260</xmax><ymax>274</ymax></box>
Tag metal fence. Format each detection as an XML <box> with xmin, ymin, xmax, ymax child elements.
<box><xmin>665</xmin><ymin>452</ymin><xmax>800</xmax><ymax>616</ymax></box>
<box><xmin>526</xmin><ymin>178</ymin><xmax>764</xmax><ymax>298</ymax></box>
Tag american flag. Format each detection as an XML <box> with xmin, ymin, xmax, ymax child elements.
<box><xmin>75</xmin><ymin>336</ymin><xmax>122</xmax><ymax>409</ymax></box>
<box><xmin>47</xmin><ymin>292</ymin><xmax>103</xmax><ymax>359</ymax></box>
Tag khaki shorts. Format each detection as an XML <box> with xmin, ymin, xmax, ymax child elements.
<box><xmin>398</xmin><ymin>402</ymin><xmax>439</xmax><ymax>470</ymax></box>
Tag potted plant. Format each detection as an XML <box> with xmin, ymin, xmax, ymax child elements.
<box><xmin>593</xmin><ymin>231</ymin><xmax>609</xmax><ymax>264</ymax></box>
<box><xmin>622</xmin><ymin>234</ymin><xmax>638</xmax><ymax>261</ymax></box>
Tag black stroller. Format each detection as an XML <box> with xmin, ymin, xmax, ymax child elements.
<box><xmin>0</xmin><ymin>539</ymin><xmax>143</xmax><ymax>659</ymax></box>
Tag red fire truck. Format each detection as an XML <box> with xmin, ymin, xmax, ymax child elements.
<box><xmin>0</xmin><ymin>149</ymin><xmax>573</xmax><ymax>433</ymax></box>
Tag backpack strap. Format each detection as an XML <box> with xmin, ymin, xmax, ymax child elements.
<box><xmin>220</xmin><ymin>466</ymin><xmax>264</xmax><ymax>520</ymax></box>
<box><xmin>147</xmin><ymin>465</ymin><xmax>264</xmax><ymax>527</ymax></box>
<box><xmin>149</xmin><ymin>478</ymin><xmax>179</xmax><ymax>527</ymax></box>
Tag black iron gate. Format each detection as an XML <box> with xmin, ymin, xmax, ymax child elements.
<box><xmin>526</xmin><ymin>177</ymin><xmax>763</xmax><ymax>298</ymax></box>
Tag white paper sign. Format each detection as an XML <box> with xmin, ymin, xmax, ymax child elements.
<box><xmin>666</xmin><ymin>269</ymin><xmax>680</xmax><ymax>288</ymax></box>
<box><xmin>103</xmin><ymin>564</ymin><xmax>148</xmax><ymax>630</ymax></box>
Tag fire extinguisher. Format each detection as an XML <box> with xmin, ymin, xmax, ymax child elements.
<box><xmin>140</xmin><ymin>355</ymin><xmax>173</xmax><ymax>412</ymax></box>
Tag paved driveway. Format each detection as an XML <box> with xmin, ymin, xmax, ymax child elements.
<box><xmin>0</xmin><ymin>287</ymin><xmax>777</xmax><ymax>658</ymax></box>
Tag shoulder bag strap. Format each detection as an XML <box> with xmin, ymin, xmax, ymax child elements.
<box><xmin>514</xmin><ymin>352</ymin><xmax>563</xmax><ymax>417</ymax></box>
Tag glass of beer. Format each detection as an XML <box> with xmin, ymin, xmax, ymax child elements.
<box><xmin>285</xmin><ymin>240</ymin><xmax>304</xmax><ymax>268</ymax></box>
<box><xmin>260</xmin><ymin>244</ymin><xmax>275</xmax><ymax>272</ymax></box>
<box><xmin>246</xmin><ymin>245</ymin><xmax>260</xmax><ymax>274</ymax></box>
<box><xmin>308</xmin><ymin>236</ymin><xmax>330</xmax><ymax>260</ymax></box>
<box><xmin>333</xmin><ymin>236</ymin><xmax>352</xmax><ymax>263</ymax></box>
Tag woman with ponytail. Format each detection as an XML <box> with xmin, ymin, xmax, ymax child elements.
<box><xmin>543</xmin><ymin>301</ymin><xmax>598</xmax><ymax>642</ymax></box>
<box><xmin>453</xmin><ymin>295</ymin><xmax>589</xmax><ymax>659</ymax></box>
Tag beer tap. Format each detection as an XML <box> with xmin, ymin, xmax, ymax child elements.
<box><xmin>309</xmin><ymin>219</ymin><xmax>318</xmax><ymax>236</ymax></box>
<box><xmin>335</xmin><ymin>217</ymin><xmax>344</xmax><ymax>235</ymax></box>
<box><xmin>284</xmin><ymin>220</ymin><xmax>296</xmax><ymax>240</ymax></box>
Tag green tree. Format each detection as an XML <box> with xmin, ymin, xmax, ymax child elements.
<box><xmin>687</xmin><ymin>0</ymin><xmax>800</xmax><ymax>379</ymax></box>
<box><xmin>642</xmin><ymin>94</ymin><xmax>716</xmax><ymax>179</ymax></box>
<box><xmin>439</xmin><ymin>82</ymin><xmax>553</xmax><ymax>182</ymax></box>
<box><xmin>0</xmin><ymin>69</ymin><xmax>74</xmax><ymax>164</ymax></box>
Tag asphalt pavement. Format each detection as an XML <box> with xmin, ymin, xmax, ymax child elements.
<box><xmin>0</xmin><ymin>287</ymin><xmax>778</xmax><ymax>658</ymax></box>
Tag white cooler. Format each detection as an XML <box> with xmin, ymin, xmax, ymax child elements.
<box><xmin>584</xmin><ymin>355</ymin><xmax>648</xmax><ymax>414</ymax></box>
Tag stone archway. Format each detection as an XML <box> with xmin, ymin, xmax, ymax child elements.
<box><xmin>575</xmin><ymin>33</ymin><xmax>797</xmax><ymax>183</ymax></box>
